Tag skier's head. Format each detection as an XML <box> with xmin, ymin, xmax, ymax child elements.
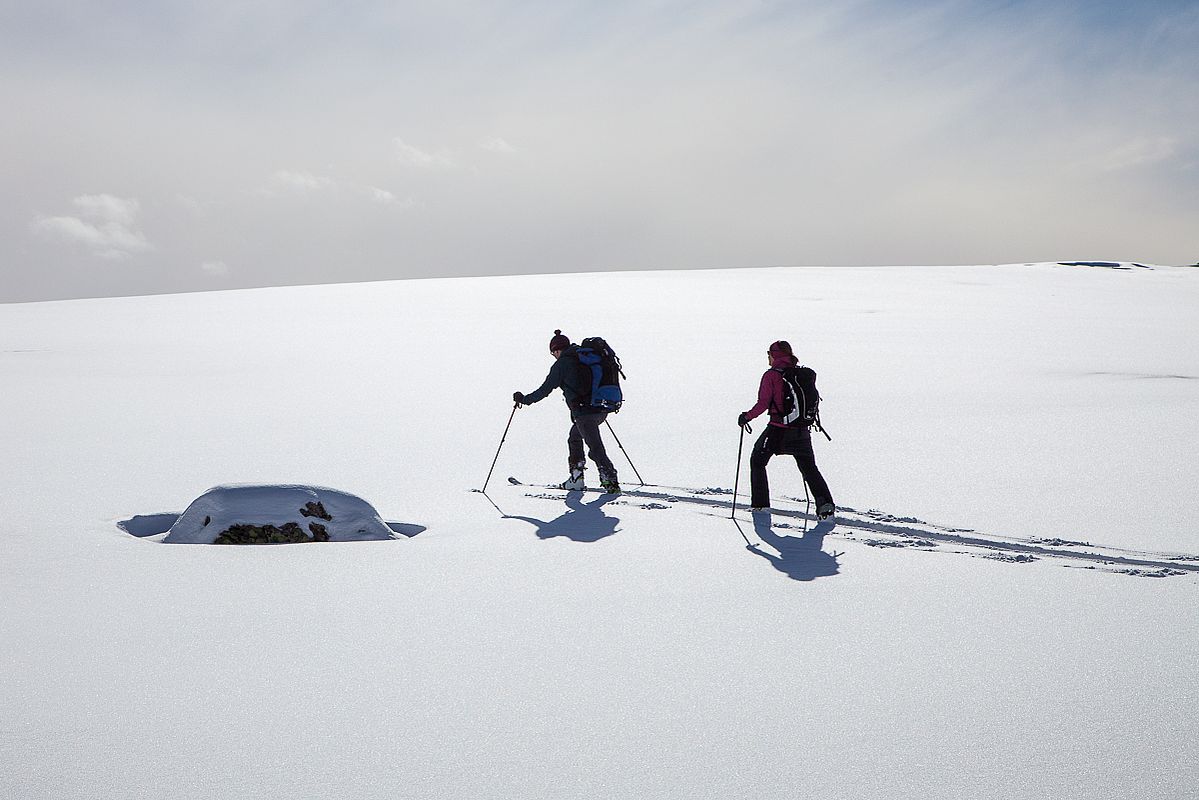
<box><xmin>768</xmin><ymin>340</ymin><xmax>798</xmax><ymax>365</ymax></box>
<box><xmin>549</xmin><ymin>329</ymin><xmax>570</xmax><ymax>355</ymax></box>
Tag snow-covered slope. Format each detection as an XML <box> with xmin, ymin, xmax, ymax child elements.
<box><xmin>2</xmin><ymin>264</ymin><xmax>1196</xmax><ymax>799</ymax></box>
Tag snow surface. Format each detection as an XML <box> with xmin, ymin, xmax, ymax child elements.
<box><xmin>2</xmin><ymin>263</ymin><xmax>1197</xmax><ymax>799</ymax></box>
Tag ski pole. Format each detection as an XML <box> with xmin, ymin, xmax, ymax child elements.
<box><xmin>731</xmin><ymin>421</ymin><xmax>751</xmax><ymax>518</ymax></box>
<box><xmin>800</xmin><ymin>470</ymin><xmax>812</xmax><ymax>532</ymax></box>
<box><xmin>604</xmin><ymin>419</ymin><xmax>645</xmax><ymax>485</ymax></box>
<box><xmin>731</xmin><ymin>516</ymin><xmax>753</xmax><ymax>547</ymax></box>
<box><xmin>481</xmin><ymin>402</ymin><xmax>519</xmax><ymax>494</ymax></box>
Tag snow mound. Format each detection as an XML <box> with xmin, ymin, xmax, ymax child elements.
<box><xmin>162</xmin><ymin>484</ymin><xmax>398</xmax><ymax>544</ymax></box>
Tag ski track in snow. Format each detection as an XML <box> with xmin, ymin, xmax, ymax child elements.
<box><xmin>502</xmin><ymin>481</ymin><xmax>1199</xmax><ymax>579</ymax></box>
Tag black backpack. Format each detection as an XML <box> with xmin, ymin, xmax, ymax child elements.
<box><xmin>571</xmin><ymin>336</ymin><xmax>625</xmax><ymax>412</ymax></box>
<box><xmin>775</xmin><ymin>365</ymin><xmax>826</xmax><ymax>435</ymax></box>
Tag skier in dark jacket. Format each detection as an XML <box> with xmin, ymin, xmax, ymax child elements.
<box><xmin>738</xmin><ymin>340</ymin><xmax>835</xmax><ymax>519</ymax></box>
<box><xmin>514</xmin><ymin>330</ymin><xmax>621</xmax><ymax>494</ymax></box>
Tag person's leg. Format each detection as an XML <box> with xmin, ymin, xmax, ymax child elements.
<box><xmin>574</xmin><ymin>412</ymin><xmax>617</xmax><ymax>481</ymax></box>
<box><xmin>749</xmin><ymin>427</ymin><xmax>778</xmax><ymax>508</ymax></box>
<box><xmin>567</xmin><ymin>419</ymin><xmax>586</xmax><ymax>473</ymax></box>
<box><xmin>789</xmin><ymin>428</ymin><xmax>833</xmax><ymax>508</ymax></box>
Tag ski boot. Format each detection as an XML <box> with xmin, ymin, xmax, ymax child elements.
<box><xmin>557</xmin><ymin>464</ymin><xmax>586</xmax><ymax>491</ymax></box>
<box><xmin>817</xmin><ymin>502</ymin><xmax>835</xmax><ymax>520</ymax></box>
<box><xmin>599</xmin><ymin>470</ymin><xmax>621</xmax><ymax>495</ymax></box>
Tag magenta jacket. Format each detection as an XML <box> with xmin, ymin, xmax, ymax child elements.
<box><xmin>743</xmin><ymin>354</ymin><xmax>798</xmax><ymax>427</ymax></box>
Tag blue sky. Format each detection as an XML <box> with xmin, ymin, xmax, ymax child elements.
<box><xmin>2</xmin><ymin>0</ymin><xmax>1196</xmax><ymax>301</ymax></box>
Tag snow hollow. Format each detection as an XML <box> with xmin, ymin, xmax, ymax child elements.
<box><xmin>2</xmin><ymin>264</ymin><xmax>1197</xmax><ymax>799</ymax></box>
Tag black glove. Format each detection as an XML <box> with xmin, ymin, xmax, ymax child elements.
<box><xmin>737</xmin><ymin>412</ymin><xmax>748</xmax><ymax>427</ymax></box>
<box><xmin>513</xmin><ymin>391</ymin><xmax>525</xmax><ymax>406</ymax></box>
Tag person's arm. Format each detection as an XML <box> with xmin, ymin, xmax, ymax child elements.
<box><xmin>742</xmin><ymin>370</ymin><xmax>778</xmax><ymax>421</ymax></box>
<box><xmin>518</xmin><ymin>360</ymin><xmax>562</xmax><ymax>405</ymax></box>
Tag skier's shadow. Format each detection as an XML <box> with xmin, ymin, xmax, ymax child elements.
<box><xmin>505</xmin><ymin>492</ymin><xmax>622</xmax><ymax>543</ymax></box>
<box><xmin>746</xmin><ymin>511</ymin><xmax>840</xmax><ymax>581</ymax></box>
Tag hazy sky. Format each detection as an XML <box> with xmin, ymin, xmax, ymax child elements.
<box><xmin>3</xmin><ymin>0</ymin><xmax>1197</xmax><ymax>301</ymax></box>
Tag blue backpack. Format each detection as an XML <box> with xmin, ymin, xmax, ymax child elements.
<box><xmin>573</xmin><ymin>336</ymin><xmax>625</xmax><ymax>412</ymax></box>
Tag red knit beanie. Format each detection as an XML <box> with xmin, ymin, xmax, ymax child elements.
<box><xmin>549</xmin><ymin>330</ymin><xmax>570</xmax><ymax>352</ymax></box>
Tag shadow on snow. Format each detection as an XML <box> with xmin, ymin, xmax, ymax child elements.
<box><xmin>501</xmin><ymin>491</ymin><xmax>623</xmax><ymax>543</ymax></box>
<box><xmin>743</xmin><ymin>512</ymin><xmax>841</xmax><ymax>581</ymax></box>
<box><xmin>504</xmin><ymin>483</ymin><xmax>1199</xmax><ymax>579</ymax></box>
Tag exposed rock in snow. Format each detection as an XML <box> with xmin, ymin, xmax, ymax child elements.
<box><xmin>162</xmin><ymin>484</ymin><xmax>397</xmax><ymax>544</ymax></box>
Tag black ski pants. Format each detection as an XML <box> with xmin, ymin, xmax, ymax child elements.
<box><xmin>749</xmin><ymin>424</ymin><xmax>832</xmax><ymax>509</ymax></box>
<box><xmin>567</xmin><ymin>411</ymin><xmax>617</xmax><ymax>479</ymax></box>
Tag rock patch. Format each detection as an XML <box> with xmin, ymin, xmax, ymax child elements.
<box><xmin>215</xmin><ymin>521</ymin><xmax>332</xmax><ymax>545</ymax></box>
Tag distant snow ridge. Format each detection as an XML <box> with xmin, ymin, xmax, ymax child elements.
<box><xmin>1056</xmin><ymin>261</ymin><xmax>1153</xmax><ymax>269</ymax></box>
<box><xmin>162</xmin><ymin>484</ymin><xmax>397</xmax><ymax>544</ymax></box>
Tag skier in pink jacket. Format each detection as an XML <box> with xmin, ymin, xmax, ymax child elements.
<box><xmin>738</xmin><ymin>340</ymin><xmax>835</xmax><ymax>518</ymax></box>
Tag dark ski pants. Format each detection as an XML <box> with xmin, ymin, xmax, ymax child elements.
<box><xmin>750</xmin><ymin>424</ymin><xmax>832</xmax><ymax>509</ymax></box>
<box><xmin>568</xmin><ymin>411</ymin><xmax>617</xmax><ymax>480</ymax></box>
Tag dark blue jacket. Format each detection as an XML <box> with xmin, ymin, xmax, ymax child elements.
<box><xmin>522</xmin><ymin>345</ymin><xmax>590</xmax><ymax>408</ymax></box>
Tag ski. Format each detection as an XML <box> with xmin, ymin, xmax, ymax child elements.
<box><xmin>506</xmin><ymin>477</ymin><xmax>749</xmax><ymax>509</ymax></box>
<box><xmin>507</xmin><ymin>476</ymin><xmax>740</xmax><ymax>497</ymax></box>
<box><xmin>507</xmin><ymin>476</ymin><xmax>615</xmax><ymax>494</ymax></box>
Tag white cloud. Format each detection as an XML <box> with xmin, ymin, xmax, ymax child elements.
<box><xmin>201</xmin><ymin>260</ymin><xmax>230</xmax><ymax>276</ymax></box>
<box><xmin>273</xmin><ymin>170</ymin><xmax>334</xmax><ymax>190</ymax></box>
<box><xmin>1100</xmin><ymin>137</ymin><xmax>1178</xmax><ymax>172</ymax></box>
<box><xmin>264</xmin><ymin>171</ymin><xmax>418</xmax><ymax>209</ymax></box>
<box><xmin>33</xmin><ymin>194</ymin><xmax>152</xmax><ymax>260</ymax></box>
<box><xmin>368</xmin><ymin>187</ymin><xmax>418</xmax><ymax>209</ymax></box>
<box><xmin>479</xmin><ymin>137</ymin><xmax>516</xmax><ymax>155</ymax></box>
<box><xmin>73</xmin><ymin>193</ymin><xmax>140</xmax><ymax>226</ymax></box>
<box><xmin>393</xmin><ymin>138</ymin><xmax>456</xmax><ymax>168</ymax></box>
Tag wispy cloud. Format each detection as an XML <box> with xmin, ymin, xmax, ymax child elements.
<box><xmin>393</xmin><ymin>138</ymin><xmax>456</xmax><ymax>168</ymax></box>
<box><xmin>272</xmin><ymin>170</ymin><xmax>334</xmax><ymax>191</ymax></box>
<box><xmin>262</xmin><ymin>169</ymin><xmax>416</xmax><ymax>211</ymax></box>
<box><xmin>33</xmin><ymin>194</ymin><xmax>152</xmax><ymax>261</ymax></box>
<box><xmin>1099</xmin><ymin>136</ymin><xmax>1178</xmax><ymax>172</ymax></box>
<box><xmin>368</xmin><ymin>187</ymin><xmax>417</xmax><ymax>208</ymax></box>
<box><xmin>479</xmin><ymin>137</ymin><xmax>516</xmax><ymax>155</ymax></box>
<box><xmin>201</xmin><ymin>259</ymin><xmax>230</xmax><ymax>276</ymax></box>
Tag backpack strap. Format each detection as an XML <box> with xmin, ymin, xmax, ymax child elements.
<box><xmin>767</xmin><ymin>367</ymin><xmax>792</xmax><ymax>420</ymax></box>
